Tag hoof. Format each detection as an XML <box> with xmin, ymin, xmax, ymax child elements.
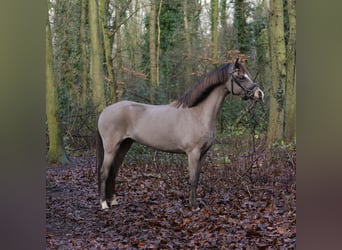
<box><xmin>190</xmin><ymin>201</ymin><xmax>198</xmax><ymax>208</ymax></box>
<box><xmin>193</xmin><ymin>206</ymin><xmax>200</xmax><ymax>211</ymax></box>
<box><xmin>110</xmin><ymin>198</ymin><xmax>119</xmax><ymax>206</ymax></box>
<box><xmin>100</xmin><ymin>200</ymin><xmax>109</xmax><ymax>210</ymax></box>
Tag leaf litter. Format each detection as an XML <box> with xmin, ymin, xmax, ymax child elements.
<box><xmin>46</xmin><ymin>144</ymin><xmax>295</xmax><ymax>249</ymax></box>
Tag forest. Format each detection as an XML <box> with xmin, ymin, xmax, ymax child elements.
<box><xmin>46</xmin><ymin>0</ymin><xmax>296</xmax><ymax>248</ymax></box>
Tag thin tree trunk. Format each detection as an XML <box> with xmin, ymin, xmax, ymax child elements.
<box><xmin>80</xmin><ymin>0</ymin><xmax>88</xmax><ymax>107</ymax></box>
<box><xmin>220</xmin><ymin>0</ymin><xmax>227</xmax><ymax>31</ymax></box>
<box><xmin>267</xmin><ymin>0</ymin><xmax>286</xmax><ymax>145</ymax></box>
<box><xmin>115</xmin><ymin>2</ymin><xmax>124</xmax><ymax>101</ymax></box>
<box><xmin>156</xmin><ymin>0</ymin><xmax>162</xmax><ymax>87</ymax></box>
<box><xmin>100</xmin><ymin>0</ymin><xmax>116</xmax><ymax>104</ymax></box>
<box><xmin>284</xmin><ymin>0</ymin><xmax>296</xmax><ymax>142</ymax></box>
<box><xmin>234</xmin><ymin>0</ymin><xmax>249</xmax><ymax>54</ymax></box>
<box><xmin>149</xmin><ymin>0</ymin><xmax>158</xmax><ymax>103</ymax></box>
<box><xmin>183</xmin><ymin>0</ymin><xmax>192</xmax><ymax>86</ymax></box>
<box><xmin>89</xmin><ymin>0</ymin><xmax>106</xmax><ymax>113</ymax></box>
<box><xmin>255</xmin><ymin>0</ymin><xmax>271</xmax><ymax>91</ymax></box>
<box><xmin>211</xmin><ymin>0</ymin><xmax>219</xmax><ymax>67</ymax></box>
<box><xmin>127</xmin><ymin>0</ymin><xmax>142</xmax><ymax>71</ymax></box>
<box><xmin>46</xmin><ymin>20</ymin><xmax>70</xmax><ymax>165</ymax></box>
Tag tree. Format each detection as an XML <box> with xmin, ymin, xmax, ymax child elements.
<box><xmin>89</xmin><ymin>0</ymin><xmax>106</xmax><ymax>112</ymax></box>
<box><xmin>284</xmin><ymin>0</ymin><xmax>296</xmax><ymax>142</ymax></box>
<box><xmin>267</xmin><ymin>0</ymin><xmax>286</xmax><ymax>144</ymax></box>
<box><xmin>158</xmin><ymin>0</ymin><xmax>185</xmax><ymax>99</ymax></box>
<box><xmin>211</xmin><ymin>0</ymin><xmax>219</xmax><ymax>67</ymax></box>
<box><xmin>183</xmin><ymin>0</ymin><xmax>192</xmax><ymax>86</ymax></box>
<box><xmin>100</xmin><ymin>0</ymin><xmax>116</xmax><ymax>103</ymax></box>
<box><xmin>254</xmin><ymin>0</ymin><xmax>271</xmax><ymax>89</ymax></box>
<box><xmin>156</xmin><ymin>0</ymin><xmax>163</xmax><ymax>90</ymax></box>
<box><xmin>80</xmin><ymin>0</ymin><xmax>89</xmax><ymax>106</ymax></box>
<box><xmin>114</xmin><ymin>1</ymin><xmax>124</xmax><ymax>101</ymax></box>
<box><xmin>46</xmin><ymin>13</ymin><xmax>70</xmax><ymax>165</ymax></box>
<box><xmin>234</xmin><ymin>0</ymin><xmax>250</xmax><ymax>55</ymax></box>
<box><xmin>149</xmin><ymin>0</ymin><xmax>158</xmax><ymax>103</ymax></box>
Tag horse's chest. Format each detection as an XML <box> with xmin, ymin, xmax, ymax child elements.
<box><xmin>196</xmin><ymin>128</ymin><xmax>215</xmax><ymax>147</ymax></box>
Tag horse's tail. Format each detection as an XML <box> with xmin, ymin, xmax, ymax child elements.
<box><xmin>96</xmin><ymin>128</ymin><xmax>104</xmax><ymax>195</ymax></box>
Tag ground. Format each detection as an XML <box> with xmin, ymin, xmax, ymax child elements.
<box><xmin>46</xmin><ymin>142</ymin><xmax>296</xmax><ymax>249</ymax></box>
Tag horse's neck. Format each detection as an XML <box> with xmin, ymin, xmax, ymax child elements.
<box><xmin>193</xmin><ymin>83</ymin><xmax>228</xmax><ymax>129</ymax></box>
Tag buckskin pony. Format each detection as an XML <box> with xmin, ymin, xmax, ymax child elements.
<box><xmin>96</xmin><ymin>59</ymin><xmax>264</xmax><ymax>209</ymax></box>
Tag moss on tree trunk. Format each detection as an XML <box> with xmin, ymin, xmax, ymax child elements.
<box><xmin>46</xmin><ymin>22</ymin><xmax>70</xmax><ymax>165</ymax></box>
<box><xmin>267</xmin><ymin>0</ymin><xmax>286</xmax><ymax>145</ymax></box>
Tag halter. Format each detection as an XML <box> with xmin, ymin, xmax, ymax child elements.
<box><xmin>230</xmin><ymin>74</ymin><xmax>258</xmax><ymax>100</ymax></box>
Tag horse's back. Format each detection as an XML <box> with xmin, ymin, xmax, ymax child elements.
<box><xmin>99</xmin><ymin>100</ymin><xmax>139</xmax><ymax>118</ymax></box>
<box><xmin>98</xmin><ymin>100</ymin><xmax>156</xmax><ymax>134</ymax></box>
<box><xmin>99</xmin><ymin>100</ymin><xmax>177</xmax><ymax>124</ymax></box>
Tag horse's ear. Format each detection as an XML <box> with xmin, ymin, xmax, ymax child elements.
<box><xmin>228</xmin><ymin>61</ymin><xmax>235</xmax><ymax>74</ymax></box>
<box><xmin>229</xmin><ymin>58</ymin><xmax>240</xmax><ymax>74</ymax></box>
<box><xmin>234</xmin><ymin>58</ymin><xmax>240</xmax><ymax>69</ymax></box>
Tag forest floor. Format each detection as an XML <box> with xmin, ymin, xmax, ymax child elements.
<box><xmin>46</xmin><ymin>139</ymin><xmax>296</xmax><ymax>249</ymax></box>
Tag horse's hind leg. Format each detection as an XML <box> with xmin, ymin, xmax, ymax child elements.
<box><xmin>105</xmin><ymin>162</ymin><xmax>118</xmax><ymax>205</ymax></box>
<box><xmin>100</xmin><ymin>151</ymin><xmax>116</xmax><ymax>209</ymax></box>
<box><xmin>106</xmin><ymin>139</ymin><xmax>133</xmax><ymax>206</ymax></box>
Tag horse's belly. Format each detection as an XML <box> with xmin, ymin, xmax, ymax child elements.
<box><xmin>130</xmin><ymin>126</ymin><xmax>186</xmax><ymax>153</ymax></box>
<box><xmin>127</xmin><ymin>113</ymin><xmax>191</xmax><ymax>153</ymax></box>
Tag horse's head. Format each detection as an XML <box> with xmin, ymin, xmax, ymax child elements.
<box><xmin>227</xmin><ymin>58</ymin><xmax>264</xmax><ymax>101</ymax></box>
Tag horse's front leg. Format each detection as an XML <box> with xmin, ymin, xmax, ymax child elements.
<box><xmin>187</xmin><ymin>150</ymin><xmax>204</xmax><ymax>208</ymax></box>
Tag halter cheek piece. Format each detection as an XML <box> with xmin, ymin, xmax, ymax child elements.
<box><xmin>230</xmin><ymin>74</ymin><xmax>258</xmax><ymax>100</ymax></box>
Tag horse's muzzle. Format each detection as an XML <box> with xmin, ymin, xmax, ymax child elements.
<box><xmin>242</xmin><ymin>88</ymin><xmax>264</xmax><ymax>101</ymax></box>
<box><xmin>255</xmin><ymin>89</ymin><xmax>264</xmax><ymax>101</ymax></box>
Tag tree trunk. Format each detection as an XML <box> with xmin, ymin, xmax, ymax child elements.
<box><xmin>149</xmin><ymin>0</ymin><xmax>158</xmax><ymax>103</ymax></box>
<box><xmin>100</xmin><ymin>0</ymin><xmax>116</xmax><ymax>104</ymax></box>
<box><xmin>183</xmin><ymin>0</ymin><xmax>192</xmax><ymax>86</ymax></box>
<box><xmin>80</xmin><ymin>0</ymin><xmax>88</xmax><ymax>107</ymax></box>
<box><xmin>211</xmin><ymin>0</ymin><xmax>219</xmax><ymax>67</ymax></box>
<box><xmin>89</xmin><ymin>0</ymin><xmax>106</xmax><ymax>113</ymax></box>
<box><xmin>284</xmin><ymin>0</ymin><xmax>296</xmax><ymax>142</ymax></box>
<box><xmin>234</xmin><ymin>0</ymin><xmax>249</xmax><ymax>54</ymax></box>
<box><xmin>46</xmin><ymin>21</ymin><xmax>70</xmax><ymax>165</ymax></box>
<box><xmin>267</xmin><ymin>0</ymin><xmax>286</xmax><ymax>145</ymax></box>
<box><xmin>255</xmin><ymin>0</ymin><xmax>271</xmax><ymax>91</ymax></box>
<box><xmin>156</xmin><ymin>0</ymin><xmax>162</xmax><ymax>88</ymax></box>
<box><xmin>220</xmin><ymin>0</ymin><xmax>228</xmax><ymax>52</ymax></box>
<box><xmin>115</xmin><ymin>2</ymin><xmax>124</xmax><ymax>101</ymax></box>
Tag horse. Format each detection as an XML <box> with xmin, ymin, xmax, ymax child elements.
<box><xmin>96</xmin><ymin>59</ymin><xmax>264</xmax><ymax>209</ymax></box>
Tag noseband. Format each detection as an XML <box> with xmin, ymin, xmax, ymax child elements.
<box><xmin>230</xmin><ymin>74</ymin><xmax>258</xmax><ymax>99</ymax></box>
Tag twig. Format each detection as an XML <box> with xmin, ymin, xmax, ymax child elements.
<box><xmin>245</xmin><ymin>184</ymin><xmax>252</xmax><ymax>198</ymax></box>
<box><xmin>234</xmin><ymin>101</ymin><xmax>258</xmax><ymax>125</ymax></box>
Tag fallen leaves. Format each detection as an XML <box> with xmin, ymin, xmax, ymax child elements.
<box><xmin>46</xmin><ymin>145</ymin><xmax>296</xmax><ymax>249</ymax></box>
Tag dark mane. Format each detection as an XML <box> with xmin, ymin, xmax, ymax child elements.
<box><xmin>175</xmin><ymin>63</ymin><xmax>232</xmax><ymax>108</ymax></box>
